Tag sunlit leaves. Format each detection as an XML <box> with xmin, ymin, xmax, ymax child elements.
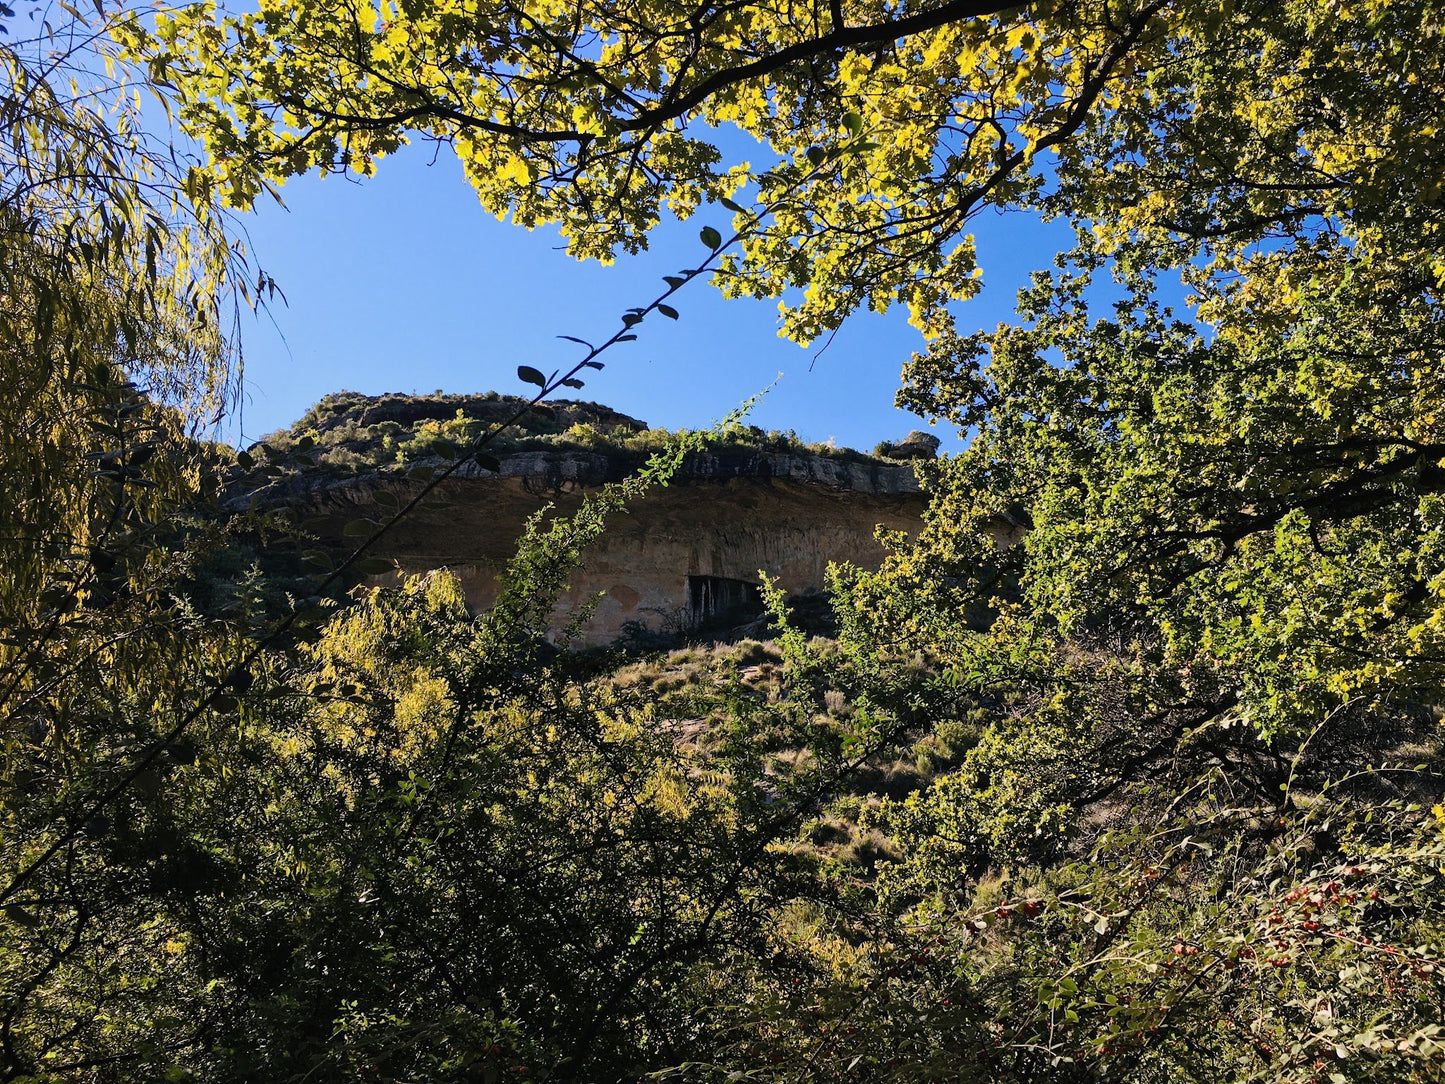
<box><xmin>122</xmin><ymin>0</ymin><xmax>1174</xmax><ymax>342</ymax></box>
<box><xmin>0</xmin><ymin>10</ymin><xmax>255</xmax><ymax>1075</ymax></box>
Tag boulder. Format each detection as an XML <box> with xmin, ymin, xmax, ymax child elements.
<box><xmin>876</xmin><ymin>430</ymin><xmax>940</xmax><ymax>460</ymax></box>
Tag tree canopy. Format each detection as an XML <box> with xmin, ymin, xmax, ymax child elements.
<box><xmin>128</xmin><ymin>0</ymin><xmax>1445</xmax><ymax>339</ymax></box>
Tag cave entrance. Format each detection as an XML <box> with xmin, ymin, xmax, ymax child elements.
<box><xmin>687</xmin><ymin>575</ymin><xmax>764</xmax><ymax>631</ymax></box>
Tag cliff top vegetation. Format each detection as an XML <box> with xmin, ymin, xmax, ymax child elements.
<box><xmin>251</xmin><ymin>389</ymin><xmax>915</xmax><ymax>477</ymax></box>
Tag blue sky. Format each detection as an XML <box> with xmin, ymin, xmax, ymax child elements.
<box><xmin>229</xmin><ymin>139</ymin><xmax>1074</xmax><ymax>453</ymax></box>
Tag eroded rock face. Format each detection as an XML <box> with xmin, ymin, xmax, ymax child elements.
<box><xmin>876</xmin><ymin>430</ymin><xmax>941</xmax><ymax>460</ymax></box>
<box><xmin>247</xmin><ymin>393</ymin><xmax>935</xmax><ymax>644</ymax></box>
<box><xmin>301</xmin><ymin>447</ymin><xmax>925</xmax><ymax>644</ymax></box>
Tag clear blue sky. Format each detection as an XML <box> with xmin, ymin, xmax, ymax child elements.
<box><xmin>230</xmin><ymin>139</ymin><xmax>1073</xmax><ymax>453</ymax></box>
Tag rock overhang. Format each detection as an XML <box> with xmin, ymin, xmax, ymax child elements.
<box><xmin>236</xmin><ymin>392</ymin><xmax>935</xmax><ymax>643</ymax></box>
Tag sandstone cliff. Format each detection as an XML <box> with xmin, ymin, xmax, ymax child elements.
<box><xmin>245</xmin><ymin>392</ymin><xmax>931</xmax><ymax>644</ymax></box>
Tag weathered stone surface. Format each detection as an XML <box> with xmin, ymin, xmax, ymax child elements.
<box><xmin>240</xmin><ymin>392</ymin><xmax>948</xmax><ymax>644</ymax></box>
<box><xmin>876</xmin><ymin>430</ymin><xmax>941</xmax><ymax>460</ymax></box>
<box><xmin>298</xmin><ymin>446</ymin><xmax>926</xmax><ymax>644</ymax></box>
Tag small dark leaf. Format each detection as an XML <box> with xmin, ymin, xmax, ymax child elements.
<box><xmin>228</xmin><ymin>669</ymin><xmax>255</xmax><ymax>694</ymax></box>
<box><xmin>657</xmin><ymin>304</ymin><xmax>679</xmax><ymax>320</ymax></box>
<box><xmin>4</xmin><ymin>906</ymin><xmax>39</xmax><ymax>928</ymax></box>
<box><xmin>556</xmin><ymin>334</ymin><xmax>593</xmax><ymax>348</ymax></box>
<box><xmin>372</xmin><ymin>490</ymin><xmax>400</xmax><ymax>508</ymax></box>
<box><xmin>663</xmin><ymin>275</ymin><xmax>686</xmax><ymax>288</ymax></box>
<box><xmin>584</xmin><ymin>360</ymin><xmax>606</xmax><ymax>368</ymax></box>
<box><xmin>353</xmin><ymin>557</ymin><xmax>396</xmax><ymax>576</ymax></box>
<box><xmin>621</xmin><ymin>313</ymin><xmax>642</xmax><ymax>327</ymax></box>
<box><xmin>38</xmin><ymin>588</ymin><xmax>75</xmax><ymax>612</ymax></box>
<box><xmin>407</xmin><ymin>465</ymin><xmax>436</xmax><ymax>483</ymax></box>
<box><xmin>431</xmin><ymin>437</ymin><xmax>460</xmax><ymax>458</ymax></box>
<box><xmin>301</xmin><ymin>549</ymin><xmax>333</xmax><ymax>570</ymax></box>
<box><xmin>699</xmin><ymin>226</ymin><xmax>722</xmax><ymax>249</ymax></box>
<box><xmin>561</xmin><ymin>378</ymin><xmax>585</xmax><ymax>389</ymax></box>
<box><xmin>805</xmin><ymin>146</ymin><xmax>826</xmax><ymax>166</ymax></box>
<box><xmin>343</xmin><ymin>518</ymin><xmax>378</xmax><ymax>538</ymax></box>
<box><xmin>720</xmin><ymin>197</ymin><xmax>746</xmax><ymax>213</ymax></box>
<box><xmin>473</xmin><ymin>453</ymin><xmax>501</xmax><ymax>472</ymax></box>
<box><xmin>3</xmin><ymin>901</ymin><xmax>37</xmax><ymax>930</ymax></box>
<box><xmin>517</xmin><ymin>364</ymin><xmax>547</xmax><ymax>388</ymax></box>
<box><xmin>235</xmin><ymin>450</ymin><xmax>254</xmax><ymax>470</ymax></box>
<box><xmin>88</xmin><ymin>545</ymin><xmax>116</xmax><ymax>573</ymax></box>
<box><xmin>843</xmin><ymin>111</ymin><xmax>864</xmax><ymax>135</ymax></box>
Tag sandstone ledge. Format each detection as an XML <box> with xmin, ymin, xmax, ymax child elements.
<box><xmin>242</xmin><ymin>393</ymin><xmax>931</xmax><ymax>644</ymax></box>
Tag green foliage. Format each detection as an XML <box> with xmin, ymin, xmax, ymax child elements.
<box><xmin>122</xmin><ymin>0</ymin><xmax>1445</xmax><ymax>347</ymax></box>
<box><xmin>122</xmin><ymin>441</ymin><xmax>925</xmax><ymax>1081</ymax></box>
<box><xmin>894</xmin><ymin>248</ymin><xmax>1445</xmax><ymax>742</ymax></box>
<box><xmin>249</xmin><ymin>391</ymin><xmax>881</xmax><ymax>479</ymax></box>
<box><xmin>688</xmin><ymin>786</ymin><xmax>1445</xmax><ymax>1083</ymax></box>
<box><xmin>0</xmin><ymin>9</ymin><xmax>267</xmax><ymax>1079</ymax></box>
<box><xmin>115</xmin><ymin>0</ymin><xmax>1156</xmax><ymax>339</ymax></box>
<box><xmin>766</xmin><ymin>0</ymin><xmax>1445</xmax><ymax>1073</ymax></box>
<box><xmin>8</xmin><ymin>1</ymin><xmax>1445</xmax><ymax>1081</ymax></box>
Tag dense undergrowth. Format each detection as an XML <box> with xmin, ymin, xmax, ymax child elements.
<box><xmin>8</xmin><ymin>1</ymin><xmax>1445</xmax><ymax>1081</ymax></box>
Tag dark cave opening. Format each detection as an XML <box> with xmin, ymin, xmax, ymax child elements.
<box><xmin>687</xmin><ymin>574</ymin><xmax>764</xmax><ymax>630</ymax></box>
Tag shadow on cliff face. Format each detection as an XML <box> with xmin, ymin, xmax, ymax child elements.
<box><xmin>613</xmin><ymin>588</ymin><xmax>839</xmax><ymax>654</ymax></box>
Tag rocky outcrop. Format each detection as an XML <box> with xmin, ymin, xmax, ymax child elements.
<box><xmin>303</xmin><ymin>390</ymin><xmax>648</xmax><ymax>439</ymax></box>
<box><xmin>303</xmin><ymin>450</ymin><xmax>923</xmax><ymax>644</ymax></box>
<box><xmin>876</xmin><ymin>430</ymin><xmax>941</xmax><ymax>460</ymax></box>
<box><xmin>250</xmin><ymin>393</ymin><xmax>931</xmax><ymax>645</ymax></box>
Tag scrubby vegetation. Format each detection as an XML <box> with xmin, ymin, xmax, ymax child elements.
<box><xmin>252</xmin><ymin>390</ymin><xmax>889</xmax><ymax>477</ymax></box>
<box><xmin>8</xmin><ymin>2</ymin><xmax>1445</xmax><ymax>1083</ymax></box>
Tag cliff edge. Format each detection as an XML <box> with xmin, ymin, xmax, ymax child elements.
<box><xmin>239</xmin><ymin>391</ymin><xmax>933</xmax><ymax>643</ymax></box>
